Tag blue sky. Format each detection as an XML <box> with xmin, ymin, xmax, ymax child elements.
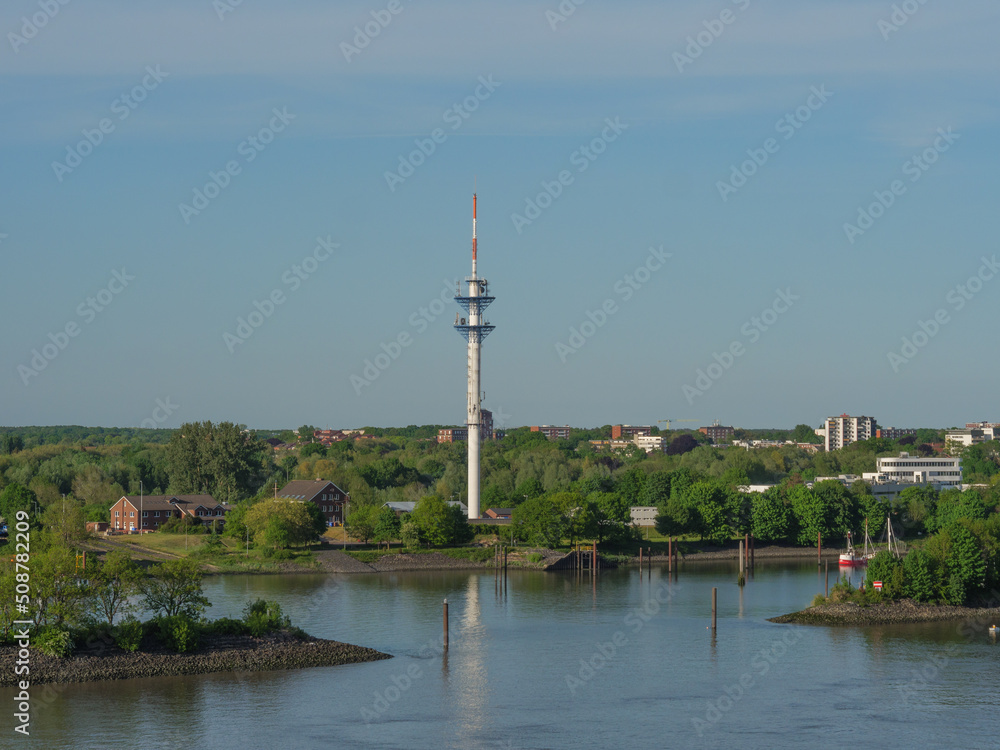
<box><xmin>1</xmin><ymin>0</ymin><xmax>998</xmax><ymax>431</ymax></box>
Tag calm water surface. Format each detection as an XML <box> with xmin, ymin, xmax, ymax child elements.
<box><xmin>7</xmin><ymin>562</ymin><xmax>999</xmax><ymax>750</ymax></box>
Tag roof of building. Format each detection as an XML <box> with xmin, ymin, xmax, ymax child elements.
<box><xmin>277</xmin><ymin>480</ymin><xmax>347</xmax><ymax>501</ymax></box>
<box><xmin>118</xmin><ymin>495</ymin><xmax>232</xmax><ymax>514</ymax></box>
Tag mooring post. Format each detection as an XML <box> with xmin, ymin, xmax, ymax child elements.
<box><xmin>593</xmin><ymin>541</ymin><xmax>598</xmax><ymax>575</ymax></box>
<box><xmin>818</xmin><ymin>531</ymin><xmax>822</xmax><ymax>566</ymax></box>
<box><xmin>711</xmin><ymin>587</ymin><xmax>717</xmax><ymax>633</ymax></box>
<box><xmin>639</xmin><ymin>546</ymin><xmax>643</xmax><ymax>572</ymax></box>
<box><xmin>668</xmin><ymin>537</ymin><xmax>673</xmax><ymax>571</ymax></box>
<box><xmin>443</xmin><ymin>599</ymin><xmax>449</xmax><ymax>650</ymax></box>
<box><xmin>825</xmin><ymin>560</ymin><xmax>829</xmax><ymax>597</ymax></box>
<box><xmin>750</xmin><ymin>533</ymin><xmax>755</xmax><ymax>569</ymax></box>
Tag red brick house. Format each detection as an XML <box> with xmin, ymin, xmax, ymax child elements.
<box><xmin>109</xmin><ymin>494</ymin><xmax>232</xmax><ymax>533</ymax></box>
<box><xmin>277</xmin><ymin>480</ymin><xmax>349</xmax><ymax>527</ymax></box>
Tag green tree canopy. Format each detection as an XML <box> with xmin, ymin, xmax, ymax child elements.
<box><xmin>143</xmin><ymin>558</ymin><xmax>210</xmax><ymax>619</ymax></box>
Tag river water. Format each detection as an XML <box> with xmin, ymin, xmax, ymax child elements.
<box><xmin>8</xmin><ymin>562</ymin><xmax>1000</xmax><ymax>749</ymax></box>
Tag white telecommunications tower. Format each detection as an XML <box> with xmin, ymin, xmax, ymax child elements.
<box><xmin>454</xmin><ymin>194</ymin><xmax>495</xmax><ymax>520</ymax></box>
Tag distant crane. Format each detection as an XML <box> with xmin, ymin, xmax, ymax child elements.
<box><xmin>658</xmin><ymin>419</ymin><xmax>701</xmax><ymax>431</ymax></box>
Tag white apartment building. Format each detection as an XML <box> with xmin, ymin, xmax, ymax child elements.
<box><xmin>945</xmin><ymin>427</ymin><xmax>997</xmax><ymax>453</ymax></box>
<box><xmin>629</xmin><ymin>507</ymin><xmax>658</xmax><ymax>527</ymax></box>
<box><xmin>823</xmin><ymin>414</ymin><xmax>877</xmax><ymax>452</ymax></box>
<box><xmin>633</xmin><ymin>434</ymin><xmax>666</xmax><ymax>453</ymax></box>
<box><xmin>862</xmin><ymin>452</ymin><xmax>963</xmax><ymax>488</ymax></box>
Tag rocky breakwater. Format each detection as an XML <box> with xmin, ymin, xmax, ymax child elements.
<box><xmin>769</xmin><ymin>599</ymin><xmax>1000</xmax><ymax>626</ymax></box>
<box><xmin>0</xmin><ymin>630</ymin><xmax>391</xmax><ymax>686</ymax></box>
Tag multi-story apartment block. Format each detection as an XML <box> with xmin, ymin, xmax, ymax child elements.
<box><xmin>699</xmin><ymin>424</ymin><xmax>735</xmax><ymax>443</ymax></box>
<box><xmin>823</xmin><ymin>414</ymin><xmax>877</xmax><ymax>452</ymax></box>
<box><xmin>875</xmin><ymin>427</ymin><xmax>917</xmax><ymax>441</ymax></box>
<box><xmin>531</xmin><ymin>425</ymin><xmax>571</xmax><ymax>440</ymax></box>
<box><xmin>611</xmin><ymin>425</ymin><xmax>652</xmax><ymax>439</ymax></box>
<box><xmin>437</xmin><ymin>410</ymin><xmax>494</xmax><ymax>444</ymax></box>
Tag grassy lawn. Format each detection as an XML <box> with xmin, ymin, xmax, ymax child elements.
<box><xmin>116</xmin><ymin>533</ymin><xmax>319</xmax><ymax>571</ymax></box>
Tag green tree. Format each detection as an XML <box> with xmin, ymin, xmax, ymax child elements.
<box><xmin>0</xmin><ymin>483</ymin><xmax>36</xmax><ymax>524</ymax></box>
<box><xmin>512</xmin><ymin>495</ymin><xmax>567</xmax><ymax>548</ymax></box>
<box><xmin>32</xmin><ymin>546</ymin><xmax>91</xmax><ymax>628</ymax></box>
<box><xmin>89</xmin><ymin>549</ymin><xmax>143</xmax><ymax>625</ymax></box>
<box><xmin>638</xmin><ymin>471</ymin><xmax>671</xmax><ymax>507</ymax></box>
<box><xmin>167</xmin><ymin>421</ymin><xmax>271</xmax><ymax>502</ymax></box>
<box><xmin>143</xmin><ymin>558</ymin><xmax>210</xmax><ymax>619</ymax></box>
<box><xmin>410</xmin><ymin>496</ymin><xmax>472</xmax><ymax>546</ymax></box>
<box><xmin>300</xmin><ymin>442</ymin><xmax>326</xmax><ymax>459</ymax></box>
<box><xmin>347</xmin><ymin>503</ymin><xmax>380</xmax><ymax>544</ymax></box>
<box><xmin>245</xmin><ymin>499</ymin><xmax>315</xmax><ymax>550</ymax></box>
<box><xmin>373</xmin><ymin>506</ymin><xmax>402</xmax><ymax>545</ymax></box>
<box><xmin>944</xmin><ymin>523</ymin><xmax>986</xmax><ymax>605</ymax></box>
<box><xmin>903</xmin><ymin>548</ymin><xmax>938</xmax><ymax>602</ymax></box>
<box><xmin>750</xmin><ymin>488</ymin><xmax>792</xmax><ymax>543</ymax></box>
<box><xmin>866</xmin><ymin>550</ymin><xmax>904</xmax><ymax>599</ymax></box>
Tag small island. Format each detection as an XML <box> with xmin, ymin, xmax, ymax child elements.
<box><xmin>1</xmin><ymin>553</ymin><xmax>390</xmax><ymax>687</ymax></box>
<box><xmin>770</xmin><ymin>516</ymin><xmax>1000</xmax><ymax>627</ymax></box>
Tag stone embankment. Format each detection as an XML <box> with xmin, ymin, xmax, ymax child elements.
<box><xmin>0</xmin><ymin>631</ymin><xmax>391</xmax><ymax>686</ymax></box>
<box><xmin>769</xmin><ymin>599</ymin><xmax>1000</xmax><ymax>626</ymax></box>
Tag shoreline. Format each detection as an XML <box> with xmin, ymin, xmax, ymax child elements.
<box><xmin>219</xmin><ymin>545</ymin><xmax>847</xmax><ymax>575</ymax></box>
<box><xmin>768</xmin><ymin>599</ymin><xmax>1000</xmax><ymax>626</ymax></box>
<box><xmin>0</xmin><ymin>630</ymin><xmax>391</xmax><ymax>687</ymax></box>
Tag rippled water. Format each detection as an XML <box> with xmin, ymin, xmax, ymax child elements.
<box><xmin>7</xmin><ymin>561</ymin><xmax>999</xmax><ymax>750</ymax></box>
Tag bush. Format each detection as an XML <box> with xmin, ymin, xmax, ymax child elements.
<box><xmin>527</xmin><ymin>553</ymin><xmax>544</xmax><ymax>564</ymax></box>
<box><xmin>200</xmin><ymin>617</ymin><xmax>248</xmax><ymax>636</ymax></box>
<box><xmin>34</xmin><ymin>627</ymin><xmax>74</xmax><ymax>658</ymax></box>
<box><xmin>114</xmin><ymin>618</ymin><xmax>144</xmax><ymax>652</ymax></box>
<box><xmin>157</xmin><ymin>615</ymin><xmax>199</xmax><ymax>652</ymax></box>
<box><xmin>242</xmin><ymin>599</ymin><xmax>290</xmax><ymax>637</ymax></box>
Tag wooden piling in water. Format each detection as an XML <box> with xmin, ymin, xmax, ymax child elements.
<box><xmin>711</xmin><ymin>587</ymin><xmax>717</xmax><ymax>633</ymax></box>
<box><xmin>443</xmin><ymin>599</ymin><xmax>449</xmax><ymax>650</ymax></box>
<box><xmin>825</xmin><ymin>560</ymin><xmax>829</xmax><ymax>597</ymax></box>
<box><xmin>818</xmin><ymin>531</ymin><xmax>822</xmax><ymax>566</ymax></box>
<box><xmin>668</xmin><ymin>537</ymin><xmax>673</xmax><ymax>571</ymax></box>
<box><xmin>639</xmin><ymin>546</ymin><xmax>643</xmax><ymax>572</ymax></box>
